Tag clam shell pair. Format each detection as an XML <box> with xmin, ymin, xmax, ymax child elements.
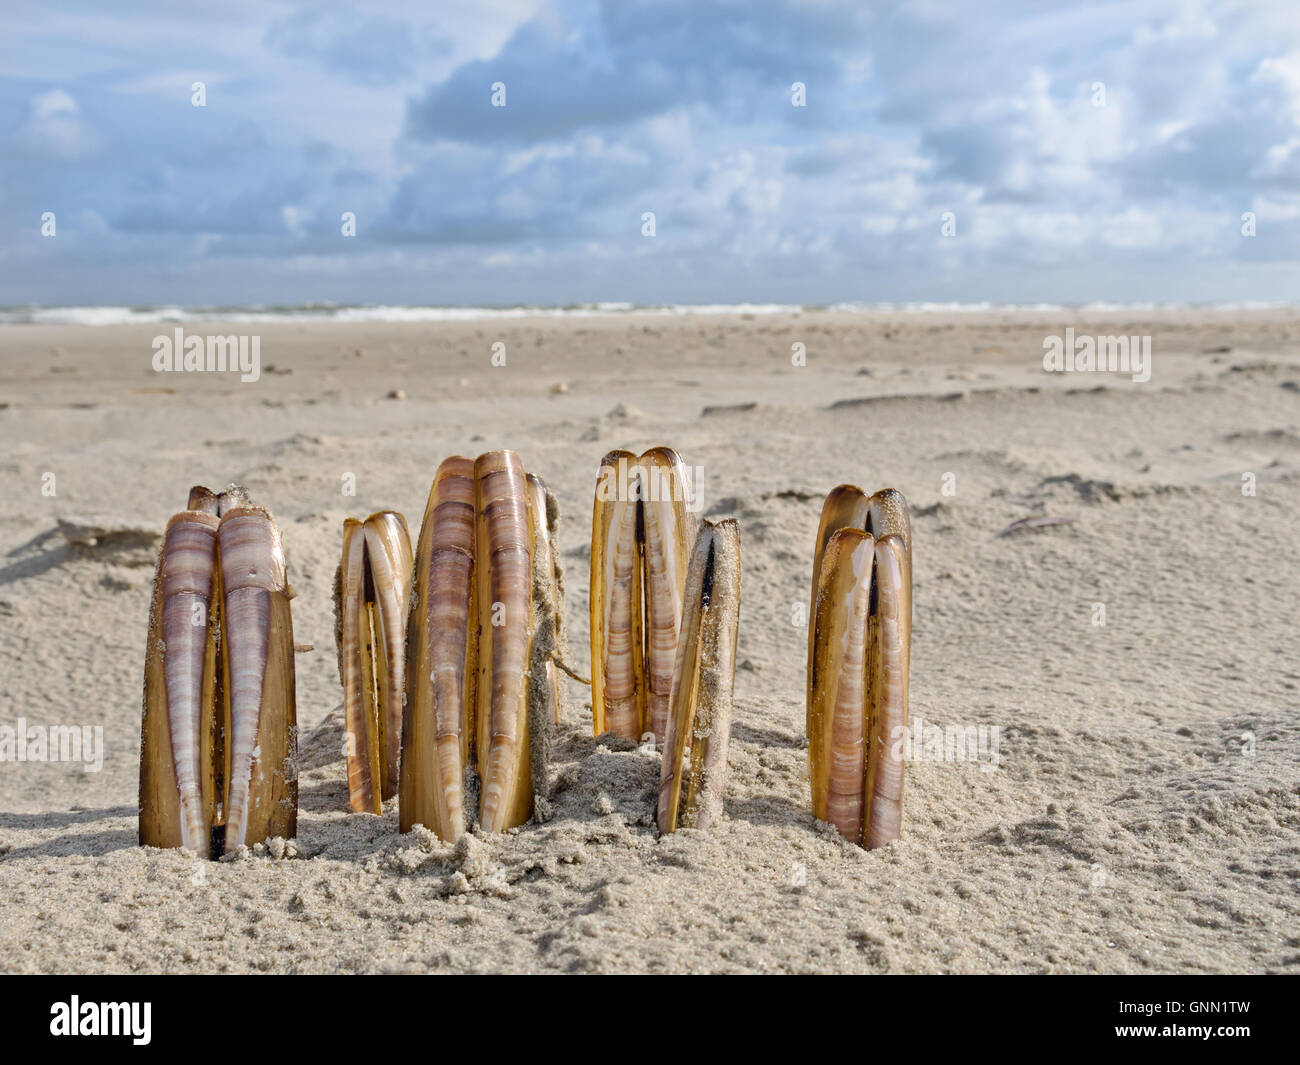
<box><xmin>337</xmin><ymin>451</ymin><xmax>563</xmax><ymax>842</ymax></box>
<box><xmin>807</xmin><ymin>486</ymin><xmax>913</xmax><ymax>848</ymax></box>
<box><xmin>589</xmin><ymin>448</ymin><xmax>742</xmax><ymax>833</ymax></box>
<box><xmin>139</xmin><ymin>486</ymin><xmax>297</xmax><ymax>857</ymax></box>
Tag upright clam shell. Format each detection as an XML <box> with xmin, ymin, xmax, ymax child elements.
<box><xmin>525</xmin><ymin>473</ymin><xmax>561</xmax><ymax>816</ymax></box>
<box><xmin>401</xmin><ymin>456</ymin><xmax>477</xmax><ymax>840</ymax></box>
<box><xmin>590</xmin><ymin>450</ymin><xmax>643</xmax><ymax>739</ymax></box>
<box><xmin>141</xmin><ymin>488</ymin><xmax>297</xmax><ymax>858</ymax></box>
<box><xmin>806</xmin><ymin>486</ymin><xmax>912</xmax><ymax>849</ymax></box>
<box><xmin>338</xmin><ymin>519</ymin><xmax>382</xmax><ymax>814</ymax></box>
<box><xmin>864</xmin><ymin>534</ymin><xmax>909</xmax><ymax>849</ymax></box>
<box><xmin>474</xmin><ymin>450</ymin><xmax>535</xmax><ymax>832</ymax></box>
<box><xmin>338</xmin><ymin>510</ymin><xmax>413</xmax><ymax>813</ymax></box>
<box><xmin>364</xmin><ymin>512</ymin><xmax>412</xmax><ymax>797</ymax></box>
<box><xmin>807</xmin><ymin>528</ymin><xmax>873</xmax><ymax>841</ymax></box>
<box><xmin>589</xmin><ymin>447</ymin><xmax>697</xmax><ymax>743</ymax></box>
<box><xmin>140</xmin><ymin>511</ymin><xmax>220</xmax><ymax>853</ymax></box>
<box><xmin>639</xmin><ymin>447</ymin><xmax>697</xmax><ymax>742</ymax></box>
<box><xmin>526</xmin><ymin>473</ymin><xmax>565</xmax><ymax>728</ymax></box>
<box><xmin>807</xmin><ymin>486</ymin><xmax>870</xmax><ymax>726</ymax></box>
<box><xmin>400</xmin><ymin>451</ymin><xmax>556</xmax><ymax>841</ymax></box>
<box><xmin>218</xmin><ymin>505</ymin><xmax>297</xmax><ymax>854</ymax></box>
<box><xmin>657</xmin><ymin>518</ymin><xmax>740</xmax><ymax>834</ymax></box>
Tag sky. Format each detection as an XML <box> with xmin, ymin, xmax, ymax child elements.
<box><xmin>2</xmin><ymin>0</ymin><xmax>1299</xmax><ymax>307</ymax></box>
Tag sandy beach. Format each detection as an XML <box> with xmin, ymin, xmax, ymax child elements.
<box><xmin>0</xmin><ymin>307</ymin><xmax>1297</xmax><ymax>974</ymax></box>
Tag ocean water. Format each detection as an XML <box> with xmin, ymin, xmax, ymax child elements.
<box><xmin>0</xmin><ymin>301</ymin><xmax>1292</xmax><ymax>326</ymax></box>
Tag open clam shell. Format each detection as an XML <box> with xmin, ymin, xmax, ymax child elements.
<box><xmin>807</xmin><ymin>487</ymin><xmax>912</xmax><ymax>849</ymax></box>
<box><xmin>336</xmin><ymin>510</ymin><xmax>412</xmax><ymax>814</ymax></box>
<box><xmin>140</xmin><ymin>487</ymin><xmax>297</xmax><ymax>857</ymax></box>
<box><xmin>657</xmin><ymin>518</ymin><xmax>741</xmax><ymax>834</ymax></box>
<box><xmin>589</xmin><ymin>447</ymin><xmax>697</xmax><ymax>742</ymax></box>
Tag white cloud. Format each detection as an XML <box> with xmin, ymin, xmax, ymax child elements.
<box><xmin>33</xmin><ymin>89</ymin><xmax>78</xmax><ymax>119</ymax></box>
<box><xmin>8</xmin><ymin>89</ymin><xmax>100</xmax><ymax>160</ymax></box>
<box><xmin>4</xmin><ymin>0</ymin><xmax>1300</xmax><ymax>303</ymax></box>
<box><xmin>1252</xmin><ymin>53</ymin><xmax>1300</xmax><ymax>125</ymax></box>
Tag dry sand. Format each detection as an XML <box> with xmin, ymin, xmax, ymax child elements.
<box><xmin>0</xmin><ymin>308</ymin><xmax>1297</xmax><ymax>973</ymax></box>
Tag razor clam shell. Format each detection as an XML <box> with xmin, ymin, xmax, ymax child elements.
<box><xmin>657</xmin><ymin>518</ymin><xmax>740</xmax><ymax>833</ymax></box>
<box><xmin>140</xmin><ymin>511</ymin><xmax>220</xmax><ymax>853</ymax></box>
<box><xmin>807</xmin><ymin>527</ymin><xmax>874</xmax><ymax>842</ymax></box>
<box><xmin>526</xmin><ymin>474</ymin><xmax>564</xmax><ymax>727</ymax></box>
<box><xmin>363</xmin><ymin>511</ymin><xmax>412</xmax><ymax>800</ymax></box>
<box><xmin>639</xmin><ymin>447</ymin><xmax>697</xmax><ymax>742</ymax></box>
<box><xmin>525</xmin><ymin>473</ymin><xmax>558</xmax><ymax>819</ymax></box>
<box><xmin>864</xmin><ymin>533</ymin><xmax>909</xmax><ymax>849</ymax></box>
<box><xmin>807</xmin><ymin>485</ymin><xmax>869</xmax><ymax>737</ymax></box>
<box><xmin>474</xmin><ymin>450</ymin><xmax>534</xmax><ymax>832</ymax></box>
<box><xmin>219</xmin><ymin>505</ymin><xmax>296</xmax><ymax>853</ymax></box>
<box><xmin>338</xmin><ymin>518</ymin><xmax>382</xmax><ymax>814</ymax></box>
<box><xmin>590</xmin><ymin>450</ymin><xmax>643</xmax><ymax>739</ymax></box>
<box><xmin>401</xmin><ymin>456</ymin><xmax>477</xmax><ymax>841</ymax></box>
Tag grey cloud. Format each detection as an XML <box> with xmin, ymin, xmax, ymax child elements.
<box><xmin>265</xmin><ymin>7</ymin><xmax>452</xmax><ymax>86</ymax></box>
<box><xmin>404</xmin><ymin>0</ymin><xmax>870</xmax><ymax>144</ymax></box>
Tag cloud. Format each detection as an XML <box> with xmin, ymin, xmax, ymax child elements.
<box><xmin>32</xmin><ymin>89</ymin><xmax>78</xmax><ymax>120</ymax></box>
<box><xmin>2</xmin><ymin>0</ymin><xmax>1300</xmax><ymax>304</ymax></box>
<box><xmin>264</xmin><ymin>7</ymin><xmax>451</xmax><ymax>86</ymax></box>
<box><xmin>404</xmin><ymin>0</ymin><xmax>872</xmax><ymax>143</ymax></box>
<box><xmin>7</xmin><ymin>89</ymin><xmax>101</xmax><ymax>160</ymax></box>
